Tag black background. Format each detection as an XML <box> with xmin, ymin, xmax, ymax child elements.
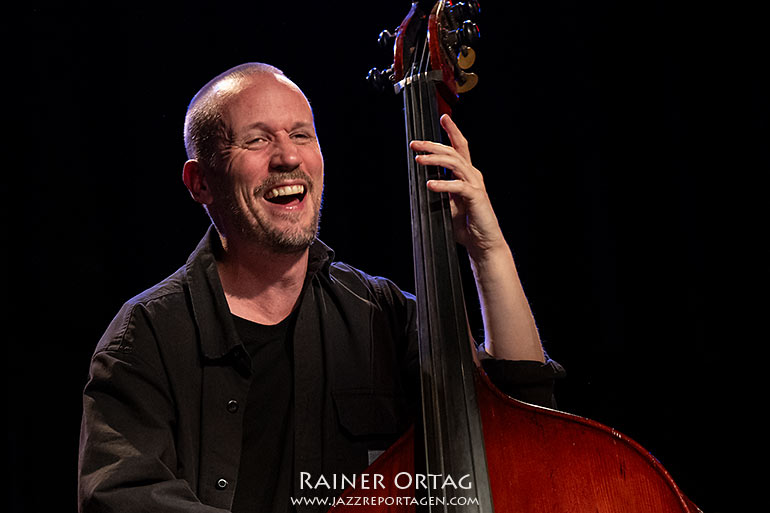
<box><xmin>5</xmin><ymin>1</ymin><xmax>765</xmax><ymax>512</ymax></box>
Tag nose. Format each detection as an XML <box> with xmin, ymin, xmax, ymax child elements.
<box><xmin>269</xmin><ymin>132</ymin><xmax>301</xmax><ymax>172</ymax></box>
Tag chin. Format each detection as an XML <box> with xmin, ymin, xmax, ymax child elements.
<box><xmin>257</xmin><ymin>216</ymin><xmax>320</xmax><ymax>254</ymax></box>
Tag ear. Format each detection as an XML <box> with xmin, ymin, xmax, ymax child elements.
<box><xmin>182</xmin><ymin>159</ymin><xmax>214</xmax><ymax>205</ymax></box>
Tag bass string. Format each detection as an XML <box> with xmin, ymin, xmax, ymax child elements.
<box><xmin>411</xmin><ymin>23</ymin><xmax>494</xmax><ymax>510</ymax></box>
<box><xmin>412</xmin><ymin>28</ymin><xmax>485</xmax><ymax>492</ymax></box>
<box><xmin>405</xmin><ymin>31</ymin><xmax>452</xmax><ymax>491</ymax></box>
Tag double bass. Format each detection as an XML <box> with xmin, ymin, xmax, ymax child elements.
<box><xmin>332</xmin><ymin>1</ymin><xmax>701</xmax><ymax>511</ymax></box>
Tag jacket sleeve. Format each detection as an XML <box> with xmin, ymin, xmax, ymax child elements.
<box><xmin>379</xmin><ymin>277</ymin><xmax>565</xmax><ymax>410</ymax></box>
<box><xmin>78</xmin><ymin>303</ymin><xmax>227</xmax><ymax>513</ymax></box>
<box><xmin>477</xmin><ymin>347</ymin><xmax>566</xmax><ymax>409</ymax></box>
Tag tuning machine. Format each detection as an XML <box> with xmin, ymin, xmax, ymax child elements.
<box><xmin>367</xmin><ymin>66</ymin><xmax>395</xmax><ymax>92</ymax></box>
<box><xmin>448</xmin><ymin>1</ymin><xmax>481</xmax><ymax>23</ymax></box>
<box><xmin>455</xmin><ymin>70</ymin><xmax>479</xmax><ymax>93</ymax></box>
<box><xmin>377</xmin><ymin>29</ymin><xmax>397</xmax><ymax>51</ymax></box>
<box><xmin>367</xmin><ymin>26</ymin><xmax>398</xmax><ymax>93</ymax></box>
<box><xmin>439</xmin><ymin>1</ymin><xmax>482</xmax><ymax>91</ymax></box>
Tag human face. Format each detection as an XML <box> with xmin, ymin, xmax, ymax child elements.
<box><xmin>210</xmin><ymin>74</ymin><xmax>324</xmax><ymax>253</ymax></box>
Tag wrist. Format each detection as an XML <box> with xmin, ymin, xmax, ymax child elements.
<box><xmin>468</xmin><ymin>240</ymin><xmax>513</xmax><ymax>272</ymax></box>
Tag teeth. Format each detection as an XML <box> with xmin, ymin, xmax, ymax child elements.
<box><xmin>264</xmin><ymin>184</ymin><xmax>305</xmax><ymax>199</ymax></box>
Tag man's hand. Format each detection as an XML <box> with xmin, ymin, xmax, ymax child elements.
<box><xmin>410</xmin><ymin>114</ymin><xmax>545</xmax><ymax>362</ymax></box>
<box><xmin>409</xmin><ymin>114</ymin><xmax>506</xmax><ymax>263</ymax></box>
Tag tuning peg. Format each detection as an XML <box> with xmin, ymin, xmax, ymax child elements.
<box><xmin>366</xmin><ymin>66</ymin><xmax>394</xmax><ymax>92</ymax></box>
<box><xmin>456</xmin><ymin>71</ymin><xmax>478</xmax><ymax>93</ymax></box>
<box><xmin>457</xmin><ymin>45</ymin><xmax>476</xmax><ymax>70</ymax></box>
<box><xmin>377</xmin><ymin>29</ymin><xmax>396</xmax><ymax>50</ymax></box>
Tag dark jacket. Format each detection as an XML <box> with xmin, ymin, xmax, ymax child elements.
<box><xmin>78</xmin><ymin>227</ymin><xmax>563</xmax><ymax>512</ymax></box>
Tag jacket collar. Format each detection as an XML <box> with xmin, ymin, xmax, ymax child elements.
<box><xmin>184</xmin><ymin>225</ymin><xmax>335</xmax><ymax>364</ymax></box>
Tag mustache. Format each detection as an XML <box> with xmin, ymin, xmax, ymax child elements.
<box><xmin>253</xmin><ymin>169</ymin><xmax>315</xmax><ymax>197</ymax></box>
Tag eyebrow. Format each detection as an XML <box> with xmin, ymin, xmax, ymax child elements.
<box><xmin>242</xmin><ymin>121</ymin><xmax>315</xmax><ymax>133</ymax></box>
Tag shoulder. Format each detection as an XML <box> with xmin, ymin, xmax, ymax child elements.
<box><xmin>324</xmin><ymin>261</ymin><xmax>417</xmax><ymax>338</ymax></box>
<box><xmin>95</xmin><ymin>266</ymin><xmax>191</xmax><ymax>354</ymax></box>
<box><xmin>310</xmin><ymin>237</ymin><xmax>414</xmax><ymax>306</ymax></box>
<box><xmin>327</xmin><ymin>261</ymin><xmax>415</xmax><ymax>308</ymax></box>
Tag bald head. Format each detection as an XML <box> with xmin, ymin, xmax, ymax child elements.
<box><xmin>183</xmin><ymin>62</ymin><xmax>306</xmax><ymax>169</ymax></box>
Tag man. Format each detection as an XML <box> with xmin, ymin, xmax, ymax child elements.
<box><xmin>78</xmin><ymin>63</ymin><xmax>563</xmax><ymax>512</ymax></box>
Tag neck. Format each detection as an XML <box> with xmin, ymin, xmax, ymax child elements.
<box><xmin>216</xmin><ymin>234</ymin><xmax>310</xmax><ymax>325</ymax></box>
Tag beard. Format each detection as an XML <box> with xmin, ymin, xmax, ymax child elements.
<box><xmin>215</xmin><ymin>170</ymin><xmax>323</xmax><ymax>254</ymax></box>
<box><xmin>244</xmin><ymin>196</ymin><xmax>322</xmax><ymax>254</ymax></box>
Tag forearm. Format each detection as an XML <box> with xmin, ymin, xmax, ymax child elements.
<box><xmin>471</xmin><ymin>243</ymin><xmax>545</xmax><ymax>363</ymax></box>
<box><xmin>411</xmin><ymin>115</ymin><xmax>547</xmax><ymax>363</ymax></box>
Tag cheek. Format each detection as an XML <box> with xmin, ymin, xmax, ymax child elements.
<box><xmin>226</xmin><ymin>150</ymin><xmax>267</xmax><ymax>181</ymax></box>
<box><xmin>227</xmin><ymin>163</ymin><xmax>265</xmax><ymax>196</ymax></box>
<box><xmin>210</xmin><ymin>172</ymin><xmax>253</xmax><ymax>208</ymax></box>
<box><xmin>305</xmin><ymin>149</ymin><xmax>325</xmax><ymax>180</ymax></box>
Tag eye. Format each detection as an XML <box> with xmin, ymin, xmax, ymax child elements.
<box><xmin>291</xmin><ymin>132</ymin><xmax>315</xmax><ymax>144</ymax></box>
<box><xmin>244</xmin><ymin>136</ymin><xmax>269</xmax><ymax>149</ymax></box>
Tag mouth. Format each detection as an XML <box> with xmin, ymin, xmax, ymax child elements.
<box><xmin>263</xmin><ymin>183</ymin><xmax>308</xmax><ymax>206</ymax></box>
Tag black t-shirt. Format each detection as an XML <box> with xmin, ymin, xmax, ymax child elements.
<box><xmin>230</xmin><ymin>312</ymin><xmax>296</xmax><ymax>513</ymax></box>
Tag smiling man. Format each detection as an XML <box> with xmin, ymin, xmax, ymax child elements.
<box><xmin>182</xmin><ymin>66</ymin><xmax>325</xmax><ymax>326</ymax></box>
<box><xmin>185</xmin><ymin>68</ymin><xmax>324</xmax><ymax>252</ymax></box>
<box><xmin>77</xmin><ymin>63</ymin><xmax>564</xmax><ymax>513</ymax></box>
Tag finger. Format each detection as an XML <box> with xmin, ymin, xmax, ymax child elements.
<box><xmin>440</xmin><ymin>114</ymin><xmax>471</xmax><ymax>163</ymax></box>
<box><xmin>426</xmin><ymin>179</ymin><xmax>484</xmax><ymax>202</ymax></box>
<box><xmin>409</xmin><ymin>139</ymin><xmax>457</xmax><ymax>156</ymax></box>
<box><xmin>426</xmin><ymin>181</ymin><xmax>465</xmax><ymax>221</ymax></box>
<box><xmin>415</xmin><ymin>153</ymin><xmax>481</xmax><ymax>185</ymax></box>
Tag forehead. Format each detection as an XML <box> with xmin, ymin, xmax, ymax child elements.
<box><xmin>220</xmin><ymin>74</ymin><xmax>314</xmax><ymax>133</ymax></box>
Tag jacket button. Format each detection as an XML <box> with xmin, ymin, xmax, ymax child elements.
<box><xmin>226</xmin><ymin>400</ymin><xmax>239</xmax><ymax>413</ymax></box>
<box><xmin>216</xmin><ymin>478</ymin><xmax>229</xmax><ymax>490</ymax></box>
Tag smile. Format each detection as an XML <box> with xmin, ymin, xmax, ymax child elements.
<box><xmin>263</xmin><ymin>184</ymin><xmax>307</xmax><ymax>205</ymax></box>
